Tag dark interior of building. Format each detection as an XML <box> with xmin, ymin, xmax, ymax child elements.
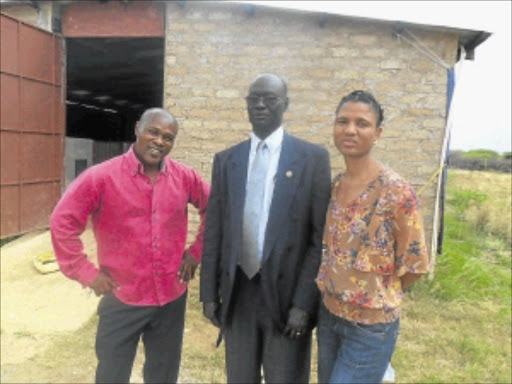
<box><xmin>65</xmin><ymin>37</ymin><xmax>164</xmax><ymax>142</ymax></box>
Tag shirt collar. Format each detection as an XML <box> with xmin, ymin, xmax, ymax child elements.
<box><xmin>126</xmin><ymin>145</ymin><xmax>169</xmax><ymax>177</ymax></box>
<box><xmin>250</xmin><ymin>126</ymin><xmax>284</xmax><ymax>154</ymax></box>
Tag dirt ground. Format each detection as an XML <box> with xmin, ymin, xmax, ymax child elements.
<box><xmin>0</xmin><ymin>229</ymin><xmax>209</xmax><ymax>384</ymax></box>
<box><xmin>0</xmin><ymin>229</ymin><xmax>148</xmax><ymax>383</ymax></box>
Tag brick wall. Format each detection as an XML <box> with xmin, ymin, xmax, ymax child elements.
<box><xmin>164</xmin><ymin>2</ymin><xmax>459</xmax><ymax>252</ymax></box>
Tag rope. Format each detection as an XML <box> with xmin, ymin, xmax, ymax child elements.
<box><xmin>394</xmin><ymin>29</ymin><xmax>451</xmax><ymax>70</ymax></box>
<box><xmin>403</xmin><ymin>28</ymin><xmax>451</xmax><ymax>69</ymax></box>
<box><xmin>417</xmin><ymin>163</ymin><xmax>446</xmax><ymax>196</ymax></box>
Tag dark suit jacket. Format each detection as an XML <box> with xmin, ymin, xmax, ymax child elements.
<box><xmin>200</xmin><ymin>132</ymin><xmax>331</xmax><ymax>332</ymax></box>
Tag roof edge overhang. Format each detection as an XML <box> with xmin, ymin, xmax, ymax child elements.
<box><xmin>233</xmin><ymin>1</ymin><xmax>492</xmax><ymax>61</ymax></box>
<box><xmin>2</xmin><ymin>0</ymin><xmax>492</xmax><ymax>61</ymax></box>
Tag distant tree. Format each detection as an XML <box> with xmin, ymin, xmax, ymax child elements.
<box><xmin>448</xmin><ymin>149</ymin><xmax>511</xmax><ymax>173</ymax></box>
<box><xmin>463</xmin><ymin>149</ymin><xmax>500</xmax><ymax>159</ymax></box>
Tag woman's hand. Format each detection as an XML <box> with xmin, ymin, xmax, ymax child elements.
<box><xmin>400</xmin><ymin>272</ymin><xmax>423</xmax><ymax>290</ymax></box>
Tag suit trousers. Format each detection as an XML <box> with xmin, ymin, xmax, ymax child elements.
<box><xmin>95</xmin><ymin>291</ymin><xmax>187</xmax><ymax>384</ymax></box>
<box><xmin>224</xmin><ymin>268</ymin><xmax>312</xmax><ymax>384</ymax></box>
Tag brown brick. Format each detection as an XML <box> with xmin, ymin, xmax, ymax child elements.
<box><xmin>307</xmin><ymin>69</ymin><xmax>333</xmax><ymax>79</ymax></box>
<box><xmin>334</xmin><ymin>70</ymin><xmax>360</xmax><ymax>80</ymax></box>
<box><xmin>216</xmin><ymin>89</ymin><xmax>240</xmax><ymax>98</ymax></box>
<box><xmin>166</xmin><ymin>56</ymin><xmax>177</xmax><ymax>66</ymax></box>
<box><xmin>188</xmin><ymin>109</ymin><xmax>212</xmax><ymax>118</ymax></box>
<box><xmin>423</xmin><ymin>119</ymin><xmax>446</xmax><ymax>129</ymax></box>
<box><xmin>193</xmin><ymin>23</ymin><xmax>216</xmax><ymax>32</ymax></box>
<box><xmin>165</xmin><ymin>75</ymin><xmax>181</xmax><ymax>85</ymax></box>
<box><xmin>167</xmin><ymin>23</ymin><xmax>188</xmax><ymax>31</ymax></box>
<box><xmin>166</xmin><ymin>67</ymin><xmax>189</xmax><ymax>76</ymax></box>
<box><xmin>192</xmin><ymin>88</ymin><xmax>215</xmax><ymax>97</ymax></box>
<box><xmin>408</xmin><ymin>108</ymin><xmax>435</xmax><ymax>117</ymax></box>
<box><xmin>350</xmin><ymin>35</ymin><xmax>378</xmax><ymax>45</ymax></box>
<box><xmin>380</xmin><ymin>60</ymin><xmax>407</xmax><ymax>69</ymax></box>
<box><xmin>330</xmin><ymin>47</ymin><xmax>360</xmax><ymax>57</ymax></box>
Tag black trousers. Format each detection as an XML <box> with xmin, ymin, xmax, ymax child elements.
<box><xmin>95</xmin><ymin>291</ymin><xmax>187</xmax><ymax>384</ymax></box>
<box><xmin>224</xmin><ymin>269</ymin><xmax>312</xmax><ymax>384</ymax></box>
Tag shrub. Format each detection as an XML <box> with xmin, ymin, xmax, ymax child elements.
<box><xmin>448</xmin><ymin>151</ymin><xmax>512</xmax><ymax>173</ymax></box>
<box><xmin>446</xmin><ymin>170</ymin><xmax>512</xmax><ymax>243</ymax></box>
<box><xmin>462</xmin><ymin>149</ymin><xmax>500</xmax><ymax>159</ymax></box>
<box><xmin>448</xmin><ymin>189</ymin><xmax>488</xmax><ymax>221</ymax></box>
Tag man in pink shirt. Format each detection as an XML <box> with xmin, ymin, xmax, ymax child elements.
<box><xmin>50</xmin><ymin>108</ymin><xmax>210</xmax><ymax>383</ymax></box>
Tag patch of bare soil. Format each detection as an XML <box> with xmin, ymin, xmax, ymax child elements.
<box><xmin>0</xmin><ymin>230</ymin><xmax>197</xmax><ymax>383</ymax></box>
<box><xmin>0</xmin><ymin>229</ymin><xmax>102</xmax><ymax>383</ymax></box>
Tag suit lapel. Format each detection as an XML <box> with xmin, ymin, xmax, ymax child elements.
<box><xmin>227</xmin><ymin>140</ymin><xmax>250</xmax><ymax>272</ymax></box>
<box><xmin>262</xmin><ymin>134</ymin><xmax>306</xmax><ymax>263</ymax></box>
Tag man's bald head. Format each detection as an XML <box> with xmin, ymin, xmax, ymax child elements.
<box><xmin>249</xmin><ymin>73</ymin><xmax>288</xmax><ymax>98</ymax></box>
<box><xmin>246</xmin><ymin>73</ymin><xmax>289</xmax><ymax>139</ymax></box>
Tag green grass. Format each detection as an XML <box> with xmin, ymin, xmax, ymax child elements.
<box><xmin>446</xmin><ymin>169</ymin><xmax>511</xmax><ymax>241</ymax></box>
<box><xmin>393</xmin><ymin>297</ymin><xmax>511</xmax><ymax>383</ymax></box>
<box><xmin>396</xmin><ymin>169</ymin><xmax>511</xmax><ymax>383</ymax></box>
<box><xmin>414</xmin><ymin>215</ymin><xmax>511</xmax><ymax>303</ymax></box>
<box><xmin>180</xmin><ymin>280</ymin><xmax>226</xmax><ymax>383</ymax></box>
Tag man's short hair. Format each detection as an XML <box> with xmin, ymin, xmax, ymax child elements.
<box><xmin>138</xmin><ymin>108</ymin><xmax>176</xmax><ymax>132</ymax></box>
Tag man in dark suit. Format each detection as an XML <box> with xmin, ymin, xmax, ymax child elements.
<box><xmin>200</xmin><ymin>73</ymin><xmax>331</xmax><ymax>383</ymax></box>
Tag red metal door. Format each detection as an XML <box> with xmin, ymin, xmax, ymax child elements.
<box><xmin>1</xmin><ymin>13</ymin><xmax>65</xmax><ymax>238</ymax></box>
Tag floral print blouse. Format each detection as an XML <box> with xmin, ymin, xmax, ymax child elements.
<box><xmin>316</xmin><ymin>167</ymin><xmax>431</xmax><ymax>324</ymax></box>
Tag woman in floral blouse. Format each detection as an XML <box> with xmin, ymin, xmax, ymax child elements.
<box><xmin>316</xmin><ymin>90</ymin><xmax>431</xmax><ymax>383</ymax></box>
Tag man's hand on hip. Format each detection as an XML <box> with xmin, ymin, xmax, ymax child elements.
<box><xmin>89</xmin><ymin>270</ymin><xmax>119</xmax><ymax>296</ymax></box>
<box><xmin>203</xmin><ymin>301</ymin><xmax>222</xmax><ymax>328</ymax></box>
<box><xmin>284</xmin><ymin>307</ymin><xmax>309</xmax><ymax>339</ymax></box>
<box><xmin>178</xmin><ymin>250</ymin><xmax>199</xmax><ymax>283</ymax></box>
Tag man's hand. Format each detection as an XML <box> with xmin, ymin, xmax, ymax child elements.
<box><xmin>178</xmin><ymin>251</ymin><xmax>199</xmax><ymax>284</ymax></box>
<box><xmin>283</xmin><ymin>307</ymin><xmax>309</xmax><ymax>339</ymax></box>
<box><xmin>203</xmin><ymin>301</ymin><xmax>222</xmax><ymax>328</ymax></box>
<box><xmin>89</xmin><ymin>270</ymin><xmax>119</xmax><ymax>296</ymax></box>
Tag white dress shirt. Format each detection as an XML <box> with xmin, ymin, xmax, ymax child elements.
<box><xmin>246</xmin><ymin>126</ymin><xmax>284</xmax><ymax>260</ymax></box>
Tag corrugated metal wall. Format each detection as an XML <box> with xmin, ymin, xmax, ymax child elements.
<box><xmin>1</xmin><ymin>13</ymin><xmax>65</xmax><ymax>238</ymax></box>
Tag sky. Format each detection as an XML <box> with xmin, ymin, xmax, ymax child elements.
<box><xmin>238</xmin><ymin>1</ymin><xmax>512</xmax><ymax>153</ymax></box>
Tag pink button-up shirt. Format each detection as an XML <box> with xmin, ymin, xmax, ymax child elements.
<box><xmin>50</xmin><ymin>147</ymin><xmax>210</xmax><ymax>306</ymax></box>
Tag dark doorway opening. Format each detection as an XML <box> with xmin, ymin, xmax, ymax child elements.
<box><xmin>66</xmin><ymin>37</ymin><xmax>164</xmax><ymax>141</ymax></box>
<box><xmin>64</xmin><ymin>37</ymin><xmax>164</xmax><ymax>183</ymax></box>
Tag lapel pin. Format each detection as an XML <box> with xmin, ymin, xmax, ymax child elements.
<box><xmin>286</xmin><ymin>170</ymin><xmax>293</xmax><ymax>178</ymax></box>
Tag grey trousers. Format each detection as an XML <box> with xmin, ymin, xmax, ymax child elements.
<box><xmin>95</xmin><ymin>291</ymin><xmax>187</xmax><ymax>384</ymax></box>
<box><xmin>224</xmin><ymin>269</ymin><xmax>312</xmax><ymax>384</ymax></box>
